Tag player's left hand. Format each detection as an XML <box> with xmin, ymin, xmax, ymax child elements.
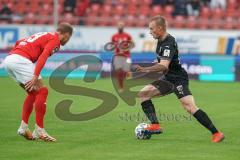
<box><xmin>25</xmin><ymin>76</ymin><xmax>38</xmax><ymax>92</ymax></box>
<box><xmin>131</xmin><ymin>65</ymin><xmax>143</xmax><ymax>72</ymax></box>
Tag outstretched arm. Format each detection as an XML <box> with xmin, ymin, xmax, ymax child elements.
<box><xmin>135</xmin><ymin>59</ymin><xmax>170</xmax><ymax>74</ymax></box>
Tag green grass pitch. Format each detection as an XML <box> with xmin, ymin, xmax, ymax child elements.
<box><xmin>0</xmin><ymin>77</ymin><xmax>239</xmax><ymax>160</ymax></box>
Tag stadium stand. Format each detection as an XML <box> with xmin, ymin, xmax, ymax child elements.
<box><xmin>0</xmin><ymin>0</ymin><xmax>240</xmax><ymax>29</ymax></box>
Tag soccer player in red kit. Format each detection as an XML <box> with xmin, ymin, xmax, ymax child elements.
<box><xmin>111</xmin><ymin>22</ymin><xmax>134</xmax><ymax>92</ymax></box>
<box><xmin>3</xmin><ymin>23</ymin><xmax>73</xmax><ymax>142</ymax></box>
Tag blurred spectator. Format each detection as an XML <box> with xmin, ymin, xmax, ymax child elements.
<box><xmin>76</xmin><ymin>0</ymin><xmax>89</xmax><ymax>16</ymax></box>
<box><xmin>210</xmin><ymin>0</ymin><xmax>226</xmax><ymax>9</ymax></box>
<box><xmin>166</xmin><ymin>0</ymin><xmax>175</xmax><ymax>5</ymax></box>
<box><xmin>90</xmin><ymin>0</ymin><xmax>104</xmax><ymax>5</ymax></box>
<box><xmin>173</xmin><ymin>0</ymin><xmax>188</xmax><ymax>16</ymax></box>
<box><xmin>64</xmin><ymin>0</ymin><xmax>77</xmax><ymax>13</ymax></box>
<box><xmin>201</xmin><ymin>0</ymin><xmax>211</xmax><ymax>6</ymax></box>
<box><xmin>187</xmin><ymin>0</ymin><xmax>201</xmax><ymax>16</ymax></box>
<box><xmin>152</xmin><ymin>0</ymin><xmax>167</xmax><ymax>6</ymax></box>
<box><xmin>152</xmin><ymin>0</ymin><xmax>174</xmax><ymax>6</ymax></box>
<box><xmin>0</xmin><ymin>4</ymin><xmax>12</xmax><ymax>23</ymax></box>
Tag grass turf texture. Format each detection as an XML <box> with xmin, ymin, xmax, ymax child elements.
<box><xmin>0</xmin><ymin>77</ymin><xmax>239</xmax><ymax>160</ymax></box>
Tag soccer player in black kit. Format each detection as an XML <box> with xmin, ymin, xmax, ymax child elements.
<box><xmin>135</xmin><ymin>16</ymin><xmax>224</xmax><ymax>143</ymax></box>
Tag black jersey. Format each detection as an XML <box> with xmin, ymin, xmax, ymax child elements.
<box><xmin>155</xmin><ymin>34</ymin><xmax>188</xmax><ymax>81</ymax></box>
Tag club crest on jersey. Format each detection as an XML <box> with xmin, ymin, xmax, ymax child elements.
<box><xmin>163</xmin><ymin>49</ymin><xmax>170</xmax><ymax>57</ymax></box>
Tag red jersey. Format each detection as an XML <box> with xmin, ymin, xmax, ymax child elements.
<box><xmin>111</xmin><ymin>32</ymin><xmax>132</xmax><ymax>58</ymax></box>
<box><xmin>10</xmin><ymin>32</ymin><xmax>61</xmax><ymax>76</ymax></box>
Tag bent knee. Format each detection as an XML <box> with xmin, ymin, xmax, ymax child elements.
<box><xmin>138</xmin><ymin>91</ymin><xmax>150</xmax><ymax>102</ymax></box>
<box><xmin>138</xmin><ymin>86</ymin><xmax>158</xmax><ymax>102</ymax></box>
<box><xmin>138</xmin><ymin>86</ymin><xmax>155</xmax><ymax>98</ymax></box>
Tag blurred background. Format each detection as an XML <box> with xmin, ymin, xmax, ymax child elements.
<box><xmin>0</xmin><ymin>0</ymin><xmax>240</xmax><ymax>81</ymax></box>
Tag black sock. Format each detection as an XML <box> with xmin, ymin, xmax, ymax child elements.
<box><xmin>141</xmin><ymin>100</ymin><xmax>159</xmax><ymax>124</ymax></box>
<box><xmin>193</xmin><ymin>109</ymin><xmax>218</xmax><ymax>134</ymax></box>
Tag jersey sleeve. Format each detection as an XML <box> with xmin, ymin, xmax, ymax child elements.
<box><xmin>159</xmin><ymin>41</ymin><xmax>176</xmax><ymax>61</ymax></box>
<box><xmin>111</xmin><ymin>35</ymin><xmax>117</xmax><ymax>46</ymax></box>
<box><xmin>34</xmin><ymin>39</ymin><xmax>60</xmax><ymax>76</ymax></box>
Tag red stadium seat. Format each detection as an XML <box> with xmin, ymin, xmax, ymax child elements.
<box><xmin>0</xmin><ymin>20</ymin><xmax>7</xmax><ymax>24</ymax></box>
<box><xmin>164</xmin><ymin>5</ymin><xmax>174</xmax><ymax>17</ymax></box>
<box><xmin>85</xmin><ymin>14</ymin><xmax>98</xmax><ymax>26</ymax></box>
<box><xmin>15</xmin><ymin>3</ymin><xmax>27</xmax><ymax>15</ymax></box>
<box><xmin>143</xmin><ymin>0</ymin><xmax>152</xmax><ymax>5</ymax></box>
<box><xmin>139</xmin><ymin>6</ymin><xmax>150</xmax><ymax>16</ymax></box>
<box><xmin>119</xmin><ymin>0</ymin><xmax>127</xmax><ymax>5</ymax></box>
<box><xmin>4</xmin><ymin>0</ymin><xmax>240</xmax><ymax>29</ymax></box>
<box><xmin>173</xmin><ymin>15</ymin><xmax>185</xmax><ymax>28</ymax></box>
<box><xmin>128</xmin><ymin>5</ymin><xmax>138</xmax><ymax>15</ymax></box>
<box><xmin>212</xmin><ymin>8</ymin><xmax>224</xmax><ymax>19</ymax></box>
<box><xmin>58</xmin><ymin>5</ymin><xmax>64</xmax><ymax>14</ymax></box>
<box><xmin>186</xmin><ymin>16</ymin><xmax>197</xmax><ymax>29</ymax></box>
<box><xmin>103</xmin><ymin>4</ymin><xmax>112</xmax><ymax>15</ymax></box>
<box><xmin>104</xmin><ymin>0</ymin><xmax>112</xmax><ymax>5</ymax></box>
<box><xmin>199</xmin><ymin>18</ymin><xmax>209</xmax><ymax>29</ymax></box>
<box><xmin>24</xmin><ymin>13</ymin><xmax>35</xmax><ymax>24</ymax></box>
<box><xmin>58</xmin><ymin>13</ymin><xmax>70</xmax><ymax>24</ymax></box>
<box><xmin>228</xmin><ymin>0</ymin><xmax>237</xmax><ymax>9</ymax></box>
<box><xmin>58</xmin><ymin>0</ymin><xmax>65</xmax><ymax>5</ymax></box>
<box><xmin>111</xmin><ymin>15</ymin><xmax>121</xmax><ymax>26</ymax></box>
<box><xmin>211</xmin><ymin>18</ymin><xmax>222</xmax><ymax>30</ymax></box>
<box><xmin>226</xmin><ymin>8</ymin><xmax>237</xmax><ymax>18</ymax></box>
<box><xmin>90</xmin><ymin>4</ymin><xmax>100</xmax><ymax>15</ymax></box>
<box><xmin>126</xmin><ymin>15</ymin><xmax>136</xmax><ymax>27</ymax></box>
<box><xmin>130</xmin><ymin>0</ymin><xmax>139</xmax><ymax>6</ymax></box>
<box><xmin>42</xmin><ymin>0</ymin><xmax>53</xmax><ymax>5</ymax></box>
<box><xmin>1</xmin><ymin>0</ymin><xmax>9</xmax><ymax>3</ymax></box>
<box><xmin>97</xmin><ymin>17</ymin><xmax>108</xmax><ymax>26</ymax></box>
<box><xmin>116</xmin><ymin>5</ymin><xmax>124</xmax><ymax>16</ymax></box>
<box><xmin>76</xmin><ymin>1</ymin><xmax>89</xmax><ymax>16</ymax></box>
<box><xmin>200</xmin><ymin>6</ymin><xmax>211</xmax><ymax>18</ymax></box>
<box><xmin>236</xmin><ymin>18</ymin><xmax>240</xmax><ymax>29</ymax></box>
<box><xmin>223</xmin><ymin>17</ymin><xmax>234</xmax><ymax>29</ymax></box>
<box><xmin>41</xmin><ymin>4</ymin><xmax>53</xmax><ymax>16</ymax></box>
<box><xmin>151</xmin><ymin>5</ymin><xmax>162</xmax><ymax>16</ymax></box>
<box><xmin>136</xmin><ymin>15</ymin><xmax>147</xmax><ymax>27</ymax></box>
<box><xmin>29</xmin><ymin>0</ymin><xmax>41</xmax><ymax>8</ymax></box>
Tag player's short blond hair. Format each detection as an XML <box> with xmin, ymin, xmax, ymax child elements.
<box><xmin>150</xmin><ymin>16</ymin><xmax>167</xmax><ymax>31</ymax></box>
<box><xmin>57</xmin><ymin>22</ymin><xmax>73</xmax><ymax>35</ymax></box>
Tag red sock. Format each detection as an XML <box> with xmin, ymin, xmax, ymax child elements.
<box><xmin>22</xmin><ymin>91</ymin><xmax>37</xmax><ymax>124</ymax></box>
<box><xmin>35</xmin><ymin>87</ymin><xmax>48</xmax><ymax>128</ymax></box>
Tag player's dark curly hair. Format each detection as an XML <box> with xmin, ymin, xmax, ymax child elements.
<box><xmin>57</xmin><ymin>22</ymin><xmax>73</xmax><ymax>35</ymax></box>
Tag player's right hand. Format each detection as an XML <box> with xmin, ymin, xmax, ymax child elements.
<box><xmin>25</xmin><ymin>76</ymin><xmax>38</xmax><ymax>92</ymax></box>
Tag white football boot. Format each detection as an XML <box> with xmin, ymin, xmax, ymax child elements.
<box><xmin>32</xmin><ymin>126</ymin><xmax>56</xmax><ymax>142</ymax></box>
<box><xmin>17</xmin><ymin>121</ymin><xmax>34</xmax><ymax>140</ymax></box>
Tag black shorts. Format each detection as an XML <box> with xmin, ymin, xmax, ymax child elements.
<box><xmin>151</xmin><ymin>77</ymin><xmax>192</xmax><ymax>99</ymax></box>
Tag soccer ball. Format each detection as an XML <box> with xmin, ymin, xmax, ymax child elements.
<box><xmin>135</xmin><ymin>123</ymin><xmax>151</xmax><ymax>140</ymax></box>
